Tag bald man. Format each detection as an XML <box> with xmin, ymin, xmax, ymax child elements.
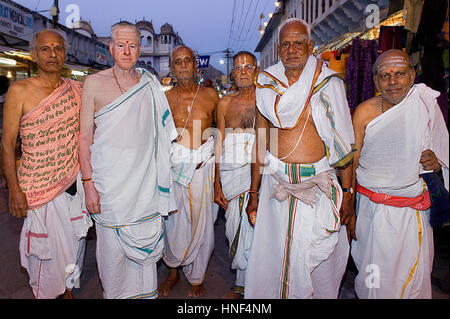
<box><xmin>244</xmin><ymin>18</ymin><xmax>355</xmax><ymax>299</ymax></box>
<box><xmin>351</xmin><ymin>49</ymin><xmax>449</xmax><ymax>298</ymax></box>
<box><xmin>80</xmin><ymin>21</ymin><xmax>176</xmax><ymax>299</ymax></box>
<box><xmin>1</xmin><ymin>29</ymin><xmax>89</xmax><ymax>299</ymax></box>
<box><xmin>159</xmin><ymin>45</ymin><xmax>219</xmax><ymax>298</ymax></box>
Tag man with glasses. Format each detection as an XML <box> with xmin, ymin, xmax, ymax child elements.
<box><xmin>79</xmin><ymin>21</ymin><xmax>177</xmax><ymax>299</ymax></box>
<box><xmin>214</xmin><ymin>51</ymin><xmax>257</xmax><ymax>298</ymax></box>
<box><xmin>244</xmin><ymin>18</ymin><xmax>355</xmax><ymax>298</ymax></box>
<box><xmin>159</xmin><ymin>45</ymin><xmax>219</xmax><ymax>298</ymax></box>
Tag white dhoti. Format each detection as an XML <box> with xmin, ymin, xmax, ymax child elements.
<box><xmin>351</xmin><ymin>84</ymin><xmax>449</xmax><ymax>299</ymax></box>
<box><xmin>219</xmin><ymin>133</ymin><xmax>255</xmax><ymax>294</ymax></box>
<box><xmin>164</xmin><ymin>137</ymin><xmax>216</xmax><ymax>285</ymax></box>
<box><xmin>245</xmin><ymin>152</ymin><xmax>349</xmax><ymax>299</ymax></box>
<box><xmin>246</xmin><ymin>56</ymin><xmax>355</xmax><ymax>299</ymax></box>
<box><xmin>19</xmin><ymin>178</ymin><xmax>91</xmax><ymax>299</ymax></box>
<box><xmin>90</xmin><ymin>68</ymin><xmax>177</xmax><ymax>299</ymax></box>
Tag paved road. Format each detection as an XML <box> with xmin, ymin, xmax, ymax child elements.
<box><xmin>0</xmin><ymin>187</ymin><xmax>448</xmax><ymax>299</ymax></box>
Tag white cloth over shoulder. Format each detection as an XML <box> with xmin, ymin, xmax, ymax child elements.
<box><xmin>356</xmin><ymin>83</ymin><xmax>449</xmax><ymax>195</ymax></box>
<box><xmin>352</xmin><ymin>83</ymin><xmax>447</xmax><ymax>299</ymax></box>
<box><xmin>90</xmin><ymin>68</ymin><xmax>177</xmax><ymax>227</ymax></box>
<box><xmin>255</xmin><ymin>56</ymin><xmax>355</xmax><ymax>168</ymax></box>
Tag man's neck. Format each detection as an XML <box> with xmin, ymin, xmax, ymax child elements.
<box><xmin>177</xmin><ymin>79</ymin><xmax>197</xmax><ymax>92</ymax></box>
<box><xmin>113</xmin><ymin>65</ymin><xmax>137</xmax><ymax>79</ymax></box>
<box><xmin>36</xmin><ymin>71</ymin><xmax>63</xmax><ymax>90</ymax></box>
<box><xmin>237</xmin><ymin>86</ymin><xmax>255</xmax><ymax>100</ymax></box>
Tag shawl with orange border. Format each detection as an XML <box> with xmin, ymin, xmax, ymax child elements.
<box><xmin>17</xmin><ymin>79</ymin><xmax>82</xmax><ymax>209</ymax></box>
<box><xmin>255</xmin><ymin>56</ymin><xmax>355</xmax><ymax>168</ymax></box>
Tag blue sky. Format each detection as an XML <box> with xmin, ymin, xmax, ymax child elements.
<box><xmin>13</xmin><ymin>0</ymin><xmax>278</xmax><ymax>73</ymax></box>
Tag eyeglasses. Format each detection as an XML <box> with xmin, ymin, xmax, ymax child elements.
<box><xmin>280</xmin><ymin>40</ymin><xmax>307</xmax><ymax>51</ymax></box>
<box><xmin>233</xmin><ymin>64</ymin><xmax>256</xmax><ymax>72</ymax></box>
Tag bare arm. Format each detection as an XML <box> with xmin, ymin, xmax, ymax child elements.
<box><xmin>245</xmin><ymin>108</ymin><xmax>270</xmax><ymax>222</ymax></box>
<box><xmin>1</xmin><ymin>83</ymin><xmax>28</xmax><ymax>218</ymax></box>
<box><xmin>346</xmin><ymin>103</ymin><xmax>371</xmax><ymax>241</ymax></box>
<box><xmin>79</xmin><ymin>76</ymin><xmax>101</xmax><ymax>214</ymax></box>
<box><xmin>214</xmin><ymin>98</ymin><xmax>228</xmax><ymax>210</ymax></box>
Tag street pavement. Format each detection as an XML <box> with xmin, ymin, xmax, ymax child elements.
<box><xmin>0</xmin><ymin>186</ymin><xmax>448</xmax><ymax>299</ymax></box>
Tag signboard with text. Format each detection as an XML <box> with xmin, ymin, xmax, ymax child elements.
<box><xmin>196</xmin><ymin>55</ymin><xmax>210</xmax><ymax>69</ymax></box>
<box><xmin>0</xmin><ymin>1</ymin><xmax>33</xmax><ymax>42</ymax></box>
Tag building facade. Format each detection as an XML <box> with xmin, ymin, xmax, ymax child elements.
<box><xmin>256</xmin><ymin>0</ymin><xmax>390</xmax><ymax>70</ymax></box>
<box><xmin>0</xmin><ymin>0</ymin><xmax>114</xmax><ymax>82</ymax></box>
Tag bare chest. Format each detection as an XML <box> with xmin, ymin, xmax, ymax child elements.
<box><xmin>224</xmin><ymin>100</ymin><xmax>256</xmax><ymax>129</ymax></box>
<box><xmin>93</xmin><ymin>77</ymin><xmax>139</xmax><ymax>113</ymax></box>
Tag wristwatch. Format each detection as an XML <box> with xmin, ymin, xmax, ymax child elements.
<box><xmin>342</xmin><ymin>187</ymin><xmax>354</xmax><ymax>194</ymax></box>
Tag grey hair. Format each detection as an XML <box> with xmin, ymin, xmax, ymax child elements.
<box><xmin>169</xmin><ymin>45</ymin><xmax>197</xmax><ymax>66</ymax></box>
<box><xmin>278</xmin><ymin>18</ymin><xmax>311</xmax><ymax>42</ymax></box>
<box><xmin>110</xmin><ymin>21</ymin><xmax>141</xmax><ymax>45</ymax></box>
<box><xmin>30</xmin><ymin>28</ymin><xmax>70</xmax><ymax>52</ymax></box>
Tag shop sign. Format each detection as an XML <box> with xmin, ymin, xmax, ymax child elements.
<box><xmin>95</xmin><ymin>45</ymin><xmax>107</xmax><ymax>64</ymax></box>
<box><xmin>0</xmin><ymin>1</ymin><xmax>33</xmax><ymax>41</ymax></box>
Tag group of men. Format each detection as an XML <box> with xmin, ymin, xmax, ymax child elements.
<box><xmin>1</xmin><ymin>18</ymin><xmax>448</xmax><ymax>299</ymax></box>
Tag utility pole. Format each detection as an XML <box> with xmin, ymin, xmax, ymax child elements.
<box><xmin>50</xmin><ymin>0</ymin><xmax>59</xmax><ymax>27</ymax></box>
<box><xmin>224</xmin><ymin>48</ymin><xmax>232</xmax><ymax>85</ymax></box>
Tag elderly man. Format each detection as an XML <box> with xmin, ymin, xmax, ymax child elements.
<box><xmin>214</xmin><ymin>51</ymin><xmax>257</xmax><ymax>298</ymax></box>
<box><xmin>1</xmin><ymin>29</ymin><xmax>90</xmax><ymax>299</ymax></box>
<box><xmin>351</xmin><ymin>49</ymin><xmax>449</xmax><ymax>299</ymax></box>
<box><xmin>79</xmin><ymin>21</ymin><xmax>177</xmax><ymax>299</ymax></box>
<box><xmin>159</xmin><ymin>45</ymin><xmax>219</xmax><ymax>298</ymax></box>
<box><xmin>244</xmin><ymin>18</ymin><xmax>355</xmax><ymax>299</ymax></box>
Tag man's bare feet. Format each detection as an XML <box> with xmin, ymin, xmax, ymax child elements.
<box><xmin>59</xmin><ymin>289</ymin><xmax>74</xmax><ymax>299</ymax></box>
<box><xmin>222</xmin><ymin>290</ymin><xmax>243</xmax><ymax>299</ymax></box>
<box><xmin>188</xmin><ymin>283</ymin><xmax>205</xmax><ymax>298</ymax></box>
<box><xmin>158</xmin><ymin>268</ymin><xmax>179</xmax><ymax>297</ymax></box>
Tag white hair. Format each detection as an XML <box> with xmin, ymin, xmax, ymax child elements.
<box><xmin>110</xmin><ymin>21</ymin><xmax>141</xmax><ymax>45</ymax></box>
<box><xmin>278</xmin><ymin>18</ymin><xmax>311</xmax><ymax>42</ymax></box>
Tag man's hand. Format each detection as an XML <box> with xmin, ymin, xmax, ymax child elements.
<box><xmin>83</xmin><ymin>181</ymin><xmax>101</xmax><ymax>214</ymax></box>
<box><xmin>420</xmin><ymin>149</ymin><xmax>441</xmax><ymax>172</ymax></box>
<box><xmin>214</xmin><ymin>181</ymin><xmax>229</xmax><ymax>210</ymax></box>
<box><xmin>346</xmin><ymin>213</ymin><xmax>357</xmax><ymax>243</ymax></box>
<box><xmin>9</xmin><ymin>189</ymin><xmax>28</xmax><ymax>218</ymax></box>
<box><xmin>245</xmin><ymin>192</ymin><xmax>259</xmax><ymax>228</ymax></box>
<box><xmin>340</xmin><ymin>192</ymin><xmax>354</xmax><ymax>226</ymax></box>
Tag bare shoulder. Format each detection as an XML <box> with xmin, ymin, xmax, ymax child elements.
<box><xmin>201</xmin><ymin>86</ymin><xmax>219</xmax><ymax>103</ymax></box>
<box><xmin>5</xmin><ymin>78</ymin><xmax>35</xmax><ymax>101</ymax></box>
<box><xmin>165</xmin><ymin>87</ymin><xmax>176</xmax><ymax>104</ymax></box>
<box><xmin>84</xmin><ymin>69</ymin><xmax>112</xmax><ymax>88</ymax></box>
<box><xmin>353</xmin><ymin>96</ymin><xmax>379</xmax><ymax>126</ymax></box>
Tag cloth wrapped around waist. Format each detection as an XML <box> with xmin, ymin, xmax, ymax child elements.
<box><xmin>110</xmin><ymin>212</ymin><xmax>164</xmax><ymax>266</ymax></box>
<box><xmin>265</xmin><ymin>152</ymin><xmax>336</xmax><ymax>206</ymax></box>
<box><xmin>171</xmin><ymin>136</ymin><xmax>215</xmax><ymax>187</ymax></box>
<box><xmin>357</xmin><ymin>183</ymin><xmax>431</xmax><ymax>211</ymax></box>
